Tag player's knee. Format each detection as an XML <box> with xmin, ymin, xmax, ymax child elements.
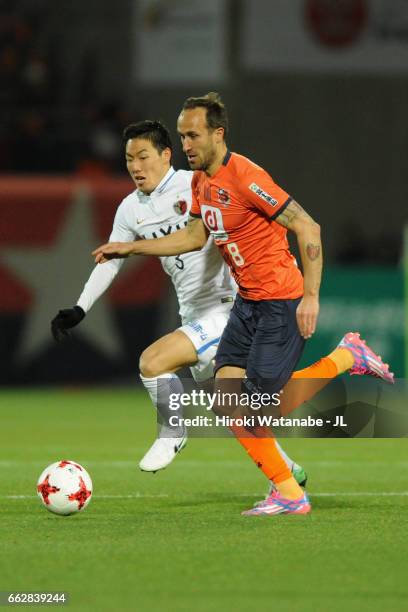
<box><xmin>139</xmin><ymin>348</ymin><xmax>157</xmax><ymax>378</ymax></box>
<box><xmin>139</xmin><ymin>347</ymin><xmax>163</xmax><ymax>378</ymax></box>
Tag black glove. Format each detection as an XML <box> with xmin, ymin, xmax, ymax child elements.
<box><xmin>51</xmin><ymin>306</ymin><xmax>85</xmax><ymax>342</ymax></box>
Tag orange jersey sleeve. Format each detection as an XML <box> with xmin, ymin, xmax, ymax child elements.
<box><xmin>239</xmin><ymin>161</ymin><xmax>292</xmax><ymax>221</ymax></box>
<box><xmin>189</xmin><ymin>171</ymin><xmax>202</xmax><ymax>217</ymax></box>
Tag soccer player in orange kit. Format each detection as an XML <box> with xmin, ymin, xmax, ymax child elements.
<box><xmin>93</xmin><ymin>93</ymin><xmax>394</xmax><ymax>516</ymax></box>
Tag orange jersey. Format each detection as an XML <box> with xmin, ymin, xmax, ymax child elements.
<box><xmin>190</xmin><ymin>151</ymin><xmax>303</xmax><ymax>301</ymax></box>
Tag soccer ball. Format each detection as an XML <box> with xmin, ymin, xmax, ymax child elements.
<box><xmin>36</xmin><ymin>460</ymin><xmax>93</xmax><ymax>516</ymax></box>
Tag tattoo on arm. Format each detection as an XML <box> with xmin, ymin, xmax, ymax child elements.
<box><xmin>275</xmin><ymin>200</ymin><xmax>313</xmax><ymax>229</ymax></box>
<box><xmin>306</xmin><ymin>243</ymin><xmax>321</xmax><ymax>261</ymax></box>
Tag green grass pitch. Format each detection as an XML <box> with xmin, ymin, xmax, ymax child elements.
<box><xmin>1</xmin><ymin>388</ymin><xmax>407</xmax><ymax>611</ymax></box>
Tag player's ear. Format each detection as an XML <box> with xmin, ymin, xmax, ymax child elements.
<box><xmin>214</xmin><ymin>127</ymin><xmax>225</xmax><ymax>144</ymax></box>
<box><xmin>163</xmin><ymin>147</ymin><xmax>172</xmax><ymax>163</ymax></box>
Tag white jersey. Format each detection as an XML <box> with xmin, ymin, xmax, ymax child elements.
<box><xmin>77</xmin><ymin>167</ymin><xmax>235</xmax><ymax>322</ymax></box>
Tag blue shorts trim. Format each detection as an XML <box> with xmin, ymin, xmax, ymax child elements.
<box><xmin>196</xmin><ymin>337</ymin><xmax>221</xmax><ymax>355</ymax></box>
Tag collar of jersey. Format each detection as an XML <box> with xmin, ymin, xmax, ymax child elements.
<box><xmin>136</xmin><ymin>166</ymin><xmax>177</xmax><ymax>200</ymax></box>
<box><xmin>154</xmin><ymin>167</ymin><xmax>177</xmax><ymax>194</ymax></box>
<box><xmin>222</xmin><ymin>150</ymin><xmax>232</xmax><ymax>166</ymax></box>
<box><xmin>206</xmin><ymin>150</ymin><xmax>232</xmax><ymax>182</ymax></box>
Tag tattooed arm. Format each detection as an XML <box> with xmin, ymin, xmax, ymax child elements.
<box><xmin>275</xmin><ymin>199</ymin><xmax>322</xmax><ymax>339</ymax></box>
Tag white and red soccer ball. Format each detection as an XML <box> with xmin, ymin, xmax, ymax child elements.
<box><xmin>36</xmin><ymin>460</ymin><xmax>92</xmax><ymax>516</ymax></box>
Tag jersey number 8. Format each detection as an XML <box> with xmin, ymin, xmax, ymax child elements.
<box><xmin>226</xmin><ymin>243</ymin><xmax>245</xmax><ymax>267</ymax></box>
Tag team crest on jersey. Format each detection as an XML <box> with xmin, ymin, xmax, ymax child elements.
<box><xmin>249</xmin><ymin>183</ymin><xmax>278</xmax><ymax>207</ymax></box>
<box><xmin>217</xmin><ymin>188</ymin><xmax>230</xmax><ymax>206</ymax></box>
<box><xmin>173</xmin><ymin>199</ymin><xmax>188</xmax><ymax>215</ymax></box>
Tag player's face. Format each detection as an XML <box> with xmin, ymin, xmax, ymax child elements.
<box><xmin>177</xmin><ymin>108</ymin><xmax>220</xmax><ymax>173</ymax></box>
<box><xmin>125</xmin><ymin>138</ymin><xmax>171</xmax><ymax>194</ymax></box>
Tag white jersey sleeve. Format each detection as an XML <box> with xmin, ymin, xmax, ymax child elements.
<box><xmin>76</xmin><ymin>198</ymin><xmax>137</xmax><ymax>313</ymax></box>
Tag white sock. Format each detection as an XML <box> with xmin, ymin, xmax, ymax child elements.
<box><xmin>140</xmin><ymin>372</ymin><xmax>185</xmax><ymax>438</ymax></box>
<box><xmin>275</xmin><ymin>441</ymin><xmax>296</xmax><ymax>471</ymax></box>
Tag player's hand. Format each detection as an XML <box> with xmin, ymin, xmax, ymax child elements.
<box><xmin>296</xmin><ymin>296</ymin><xmax>319</xmax><ymax>339</ymax></box>
<box><xmin>51</xmin><ymin>306</ymin><xmax>85</xmax><ymax>342</ymax></box>
<box><xmin>92</xmin><ymin>242</ymin><xmax>136</xmax><ymax>264</ymax></box>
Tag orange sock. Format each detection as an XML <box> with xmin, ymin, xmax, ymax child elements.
<box><xmin>230</xmin><ymin>423</ymin><xmax>291</xmax><ymax>483</ymax></box>
<box><xmin>291</xmin><ymin>356</ymin><xmax>338</xmax><ymax>379</ymax></box>
<box><xmin>225</xmin><ymin>356</ymin><xmax>341</xmax><ymax>491</ymax></box>
<box><xmin>280</xmin><ymin>356</ymin><xmax>339</xmax><ymax>416</ymax></box>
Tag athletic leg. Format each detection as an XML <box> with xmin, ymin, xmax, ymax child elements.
<box><xmin>138</xmin><ymin>330</ymin><xmax>197</xmax><ymax>471</ymax></box>
<box><xmin>244</xmin><ymin>298</ymin><xmax>307</xmax><ymax>501</ymax></box>
<box><xmin>138</xmin><ymin>310</ymin><xmax>233</xmax><ymax>472</ymax></box>
<box><xmin>213</xmin><ymin>297</ymin><xmax>307</xmax><ymax>502</ymax></box>
<box><xmin>277</xmin><ymin>333</ymin><xmax>394</xmax><ymax>417</ymax></box>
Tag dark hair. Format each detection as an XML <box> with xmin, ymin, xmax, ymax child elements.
<box><xmin>182</xmin><ymin>92</ymin><xmax>228</xmax><ymax>138</ymax></box>
<box><xmin>122</xmin><ymin>120</ymin><xmax>172</xmax><ymax>153</ymax></box>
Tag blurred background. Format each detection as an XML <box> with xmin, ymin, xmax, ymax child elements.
<box><xmin>0</xmin><ymin>0</ymin><xmax>406</xmax><ymax>385</ymax></box>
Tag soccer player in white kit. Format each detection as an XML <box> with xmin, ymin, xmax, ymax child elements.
<box><xmin>51</xmin><ymin>120</ymin><xmax>305</xmax><ymax>482</ymax></box>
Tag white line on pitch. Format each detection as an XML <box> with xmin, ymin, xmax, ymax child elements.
<box><xmin>2</xmin><ymin>460</ymin><xmax>408</xmax><ymax>469</ymax></box>
<box><xmin>3</xmin><ymin>493</ymin><xmax>169</xmax><ymax>500</ymax></box>
<box><xmin>312</xmin><ymin>491</ymin><xmax>408</xmax><ymax>497</ymax></box>
<box><xmin>3</xmin><ymin>492</ymin><xmax>408</xmax><ymax>500</ymax></box>
<box><xmin>223</xmin><ymin>492</ymin><xmax>408</xmax><ymax>498</ymax></box>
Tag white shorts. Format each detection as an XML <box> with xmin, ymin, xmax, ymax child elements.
<box><xmin>179</xmin><ymin>311</ymin><xmax>231</xmax><ymax>381</ymax></box>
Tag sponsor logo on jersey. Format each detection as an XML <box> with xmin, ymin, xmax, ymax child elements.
<box><xmin>217</xmin><ymin>188</ymin><xmax>230</xmax><ymax>206</ymax></box>
<box><xmin>173</xmin><ymin>199</ymin><xmax>188</xmax><ymax>215</ymax></box>
<box><xmin>201</xmin><ymin>205</ymin><xmax>229</xmax><ymax>243</ymax></box>
<box><xmin>249</xmin><ymin>183</ymin><xmax>278</xmax><ymax>207</ymax></box>
<box><xmin>140</xmin><ymin>220</ymin><xmax>188</xmax><ymax>240</ymax></box>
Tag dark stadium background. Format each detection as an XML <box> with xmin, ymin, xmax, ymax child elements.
<box><xmin>1</xmin><ymin>4</ymin><xmax>408</xmax><ymax>611</ymax></box>
<box><xmin>0</xmin><ymin>0</ymin><xmax>405</xmax><ymax>384</ymax></box>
